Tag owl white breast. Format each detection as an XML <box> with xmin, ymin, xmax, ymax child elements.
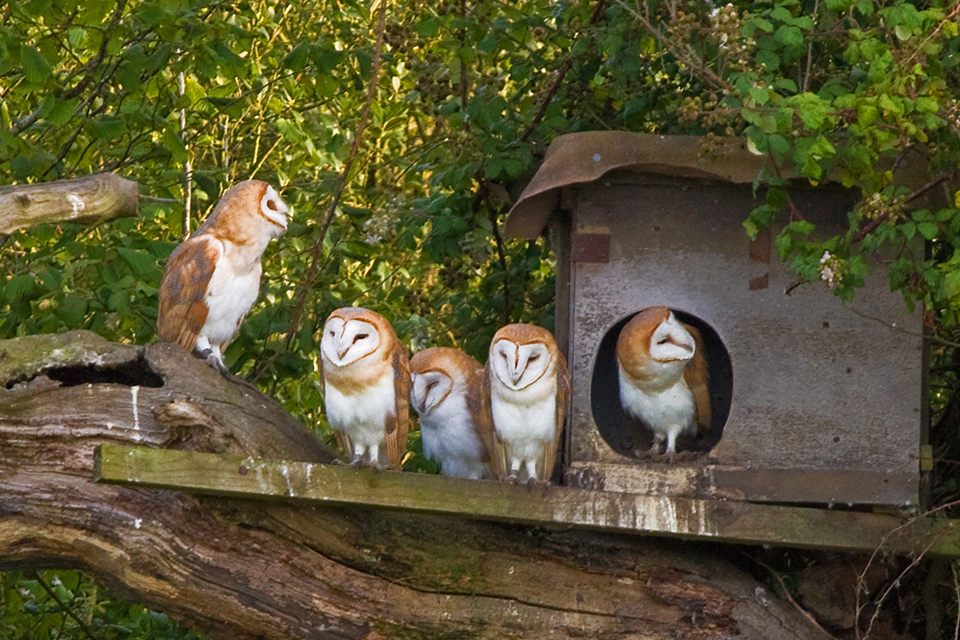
<box><xmin>409</xmin><ymin>347</ymin><xmax>492</xmax><ymax>480</ymax></box>
<box><xmin>320</xmin><ymin>307</ymin><xmax>410</xmax><ymax>469</ymax></box>
<box><xmin>615</xmin><ymin>306</ymin><xmax>710</xmax><ymax>461</ymax></box>
<box><xmin>483</xmin><ymin>323</ymin><xmax>570</xmax><ymax>483</ymax></box>
<box><xmin>158</xmin><ymin>179</ymin><xmax>288</xmax><ymax>373</ymax></box>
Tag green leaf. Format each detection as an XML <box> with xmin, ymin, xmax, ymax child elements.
<box><xmin>47</xmin><ymin>98</ymin><xmax>77</xmax><ymax>126</ymax></box>
<box><xmin>751</xmin><ymin>17</ymin><xmax>774</xmax><ymax>32</ymax></box>
<box><xmin>162</xmin><ymin>127</ymin><xmax>188</xmax><ymax>163</ymax></box>
<box><xmin>282</xmin><ymin>42</ymin><xmax>309</xmax><ymax>71</ymax></box>
<box><xmin>774</xmin><ymin>78</ymin><xmax>798</xmax><ymax>93</ymax></box>
<box><xmin>775</xmin><ymin>25</ymin><xmax>804</xmax><ymax>47</ymax></box>
<box><xmin>794</xmin><ymin>93</ymin><xmax>829</xmax><ymax>130</ymax></box>
<box><xmin>826</xmin><ymin>0</ymin><xmax>856</xmax><ymax>10</ymax></box>
<box><xmin>767</xmin><ymin>134</ymin><xmax>791</xmax><ymax>163</ymax></box>
<box><xmin>916</xmin><ymin>96</ymin><xmax>938</xmax><ymax>113</ymax></box>
<box><xmin>918</xmin><ymin>221</ymin><xmax>939</xmax><ymax>240</ymax></box>
<box><xmin>858</xmin><ymin>104</ymin><xmax>878</xmax><ymax>127</ymax></box>
<box><xmin>116</xmin><ymin>247</ymin><xmax>157</xmax><ymax>277</ymax></box>
<box><xmin>770</xmin><ymin>6</ymin><xmax>795</xmax><ymax>23</ymax></box>
<box><xmin>6</xmin><ymin>274</ymin><xmax>37</xmax><ymax>301</ymax></box>
<box><xmin>20</xmin><ymin>45</ymin><xmax>52</xmax><ymax>84</ymax></box>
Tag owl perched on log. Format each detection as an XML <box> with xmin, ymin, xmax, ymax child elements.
<box><xmin>483</xmin><ymin>324</ymin><xmax>570</xmax><ymax>484</ymax></box>
<box><xmin>320</xmin><ymin>307</ymin><xmax>410</xmax><ymax>469</ymax></box>
<box><xmin>409</xmin><ymin>347</ymin><xmax>492</xmax><ymax>480</ymax></box>
<box><xmin>158</xmin><ymin>180</ymin><xmax>288</xmax><ymax>373</ymax></box>
<box><xmin>615</xmin><ymin>307</ymin><xmax>710</xmax><ymax>462</ymax></box>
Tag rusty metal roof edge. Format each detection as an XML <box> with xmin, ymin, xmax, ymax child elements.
<box><xmin>504</xmin><ymin>132</ymin><xmax>779</xmax><ymax>240</ymax></box>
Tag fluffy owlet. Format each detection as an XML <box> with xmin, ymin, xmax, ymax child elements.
<box><xmin>409</xmin><ymin>347</ymin><xmax>492</xmax><ymax>480</ymax></box>
<box><xmin>320</xmin><ymin>307</ymin><xmax>410</xmax><ymax>469</ymax></box>
<box><xmin>158</xmin><ymin>179</ymin><xmax>288</xmax><ymax>373</ymax></box>
<box><xmin>482</xmin><ymin>323</ymin><xmax>570</xmax><ymax>484</ymax></box>
<box><xmin>615</xmin><ymin>306</ymin><xmax>710</xmax><ymax>462</ymax></box>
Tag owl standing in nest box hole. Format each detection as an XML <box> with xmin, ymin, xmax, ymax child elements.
<box><xmin>409</xmin><ymin>347</ymin><xmax>492</xmax><ymax>480</ymax></box>
<box><xmin>320</xmin><ymin>307</ymin><xmax>410</xmax><ymax>469</ymax></box>
<box><xmin>158</xmin><ymin>180</ymin><xmax>288</xmax><ymax>373</ymax></box>
<box><xmin>616</xmin><ymin>307</ymin><xmax>711</xmax><ymax>462</ymax></box>
<box><xmin>483</xmin><ymin>324</ymin><xmax>570</xmax><ymax>484</ymax></box>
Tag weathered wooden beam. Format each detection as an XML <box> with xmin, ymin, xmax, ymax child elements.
<box><xmin>93</xmin><ymin>444</ymin><xmax>960</xmax><ymax>557</ymax></box>
<box><xmin>0</xmin><ymin>173</ymin><xmax>140</xmax><ymax>235</ymax></box>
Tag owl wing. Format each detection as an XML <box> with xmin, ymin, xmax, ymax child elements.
<box><xmin>541</xmin><ymin>352</ymin><xmax>571</xmax><ymax>481</ymax></box>
<box><xmin>465</xmin><ymin>366</ymin><xmax>493</xmax><ymax>467</ymax></box>
<box><xmin>385</xmin><ymin>345</ymin><xmax>411</xmax><ymax>468</ymax></box>
<box><xmin>682</xmin><ymin>323</ymin><xmax>712</xmax><ymax>435</ymax></box>
<box><xmin>479</xmin><ymin>365</ymin><xmax>506</xmax><ymax>480</ymax></box>
<box><xmin>157</xmin><ymin>235</ymin><xmax>222</xmax><ymax>352</ymax></box>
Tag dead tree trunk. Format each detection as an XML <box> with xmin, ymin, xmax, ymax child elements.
<box><xmin>0</xmin><ymin>172</ymin><xmax>140</xmax><ymax>235</ymax></box>
<box><xmin>0</xmin><ymin>331</ymin><xmax>833</xmax><ymax>640</ymax></box>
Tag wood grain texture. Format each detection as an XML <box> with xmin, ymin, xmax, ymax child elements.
<box><xmin>0</xmin><ymin>173</ymin><xmax>139</xmax><ymax>234</ymax></box>
<box><xmin>0</xmin><ymin>330</ymin><xmax>839</xmax><ymax>640</ymax></box>
<box><xmin>93</xmin><ymin>445</ymin><xmax>960</xmax><ymax>556</ymax></box>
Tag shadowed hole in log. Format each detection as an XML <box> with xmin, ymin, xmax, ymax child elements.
<box><xmin>5</xmin><ymin>352</ymin><xmax>164</xmax><ymax>389</ymax></box>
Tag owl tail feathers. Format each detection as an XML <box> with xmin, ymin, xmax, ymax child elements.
<box><xmin>334</xmin><ymin>431</ymin><xmax>355</xmax><ymax>464</ymax></box>
<box><xmin>683</xmin><ymin>323</ymin><xmax>712</xmax><ymax>436</ymax></box>
<box><xmin>539</xmin><ymin>440</ymin><xmax>559</xmax><ymax>485</ymax></box>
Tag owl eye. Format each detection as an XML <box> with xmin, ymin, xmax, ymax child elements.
<box><xmin>328</xmin><ymin>330</ymin><xmax>335</xmax><ymax>336</ymax></box>
<box><xmin>354</xmin><ymin>333</ymin><xmax>368</xmax><ymax>342</ymax></box>
<box><xmin>528</xmin><ymin>354</ymin><xmax>540</xmax><ymax>362</ymax></box>
<box><xmin>657</xmin><ymin>338</ymin><xmax>669</xmax><ymax>345</ymax></box>
<box><xmin>266</xmin><ymin>199</ymin><xmax>279</xmax><ymax>212</ymax></box>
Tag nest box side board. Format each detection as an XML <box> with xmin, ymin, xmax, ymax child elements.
<box><xmin>506</xmin><ymin>133</ymin><xmax>924</xmax><ymax>508</ymax></box>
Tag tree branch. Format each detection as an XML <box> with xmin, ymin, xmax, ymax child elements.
<box><xmin>520</xmin><ymin>0</ymin><xmax>608</xmax><ymax>142</ymax></box>
<box><xmin>251</xmin><ymin>0</ymin><xmax>388</xmax><ymax>383</ymax></box>
<box><xmin>0</xmin><ymin>173</ymin><xmax>139</xmax><ymax>235</ymax></box>
<box><xmin>0</xmin><ymin>331</ymin><xmax>836</xmax><ymax>640</ymax></box>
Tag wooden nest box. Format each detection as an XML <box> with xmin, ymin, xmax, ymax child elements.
<box><xmin>505</xmin><ymin>132</ymin><xmax>925</xmax><ymax>509</ymax></box>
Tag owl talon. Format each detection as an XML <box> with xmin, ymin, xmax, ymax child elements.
<box><xmin>197</xmin><ymin>348</ymin><xmax>229</xmax><ymax>375</ymax></box>
<box><xmin>644</xmin><ymin>444</ymin><xmax>663</xmax><ymax>459</ymax></box>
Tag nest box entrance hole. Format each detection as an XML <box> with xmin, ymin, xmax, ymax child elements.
<box><xmin>589</xmin><ymin>309</ymin><xmax>732</xmax><ymax>460</ymax></box>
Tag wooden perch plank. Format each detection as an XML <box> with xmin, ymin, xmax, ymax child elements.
<box><xmin>94</xmin><ymin>444</ymin><xmax>960</xmax><ymax>557</ymax></box>
<box><xmin>0</xmin><ymin>173</ymin><xmax>139</xmax><ymax>235</ymax></box>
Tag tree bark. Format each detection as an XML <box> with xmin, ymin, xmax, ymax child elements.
<box><xmin>0</xmin><ymin>173</ymin><xmax>139</xmax><ymax>235</ymax></box>
<box><xmin>0</xmin><ymin>331</ymin><xmax>834</xmax><ymax>640</ymax></box>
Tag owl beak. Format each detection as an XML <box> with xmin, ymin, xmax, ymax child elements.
<box><xmin>337</xmin><ymin>343</ymin><xmax>351</xmax><ymax>361</ymax></box>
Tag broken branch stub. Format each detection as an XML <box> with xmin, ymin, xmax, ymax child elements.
<box><xmin>0</xmin><ymin>173</ymin><xmax>140</xmax><ymax>235</ymax></box>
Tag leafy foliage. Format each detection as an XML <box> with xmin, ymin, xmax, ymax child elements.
<box><xmin>1</xmin><ymin>570</ymin><xmax>203</xmax><ymax>640</ymax></box>
<box><xmin>4</xmin><ymin>0</ymin><xmax>960</xmax><ymax>636</ymax></box>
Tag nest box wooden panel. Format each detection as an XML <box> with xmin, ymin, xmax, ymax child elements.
<box><xmin>506</xmin><ymin>132</ymin><xmax>924</xmax><ymax>508</ymax></box>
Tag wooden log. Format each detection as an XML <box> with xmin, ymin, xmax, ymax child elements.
<box><xmin>93</xmin><ymin>444</ymin><xmax>960</xmax><ymax>557</ymax></box>
<box><xmin>0</xmin><ymin>172</ymin><xmax>140</xmax><ymax>235</ymax></box>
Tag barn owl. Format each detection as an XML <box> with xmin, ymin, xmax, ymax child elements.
<box><xmin>158</xmin><ymin>179</ymin><xmax>288</xmax><ymax>373</ymax></box>
<box><xmin>615</xmin><ymin>307</ymin><xmax>710</xmax><ymax>462</ymax></box>
<box><xmin>409</xmin><ymin>347</ymin><xmax>492</xmax><ymax>480</ymax></box>
<box><xmin>483</xmin><ymin>324</ymin><xmax>570</xmax><ymax>483</ymax></box>
<box><xmin>320</xmin><ymin>307</ymin><xmax>410</xmax><ymax>469</ymax></box>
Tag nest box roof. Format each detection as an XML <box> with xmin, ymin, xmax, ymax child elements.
<box><xmin>504</xmin><ymin>132</ymin><xmax>796</xmax><ymax>240</ymax></box>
